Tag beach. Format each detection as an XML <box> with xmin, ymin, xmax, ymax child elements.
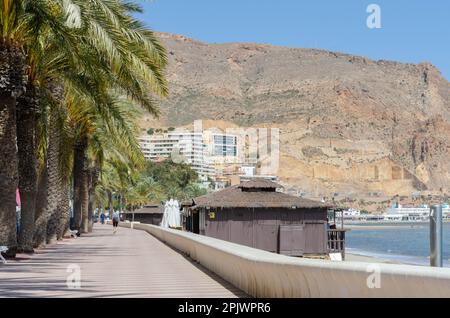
<box><xmin>345</xmin><ymin>253</ymin><xmax>400</xmax><ymax>264</ymax></box>
<box><xmin>343</xmin><ymin>223</ymin><xmax>450</xmax><ymax>267</ymax></box>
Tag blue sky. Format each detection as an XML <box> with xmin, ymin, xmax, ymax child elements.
<box><xmin>136</xmin><ymin>1</ymin><xmax>450</xmax><ymax>81</ymax></box>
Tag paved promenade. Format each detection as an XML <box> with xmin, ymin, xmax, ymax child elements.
<box><xmin>0</xmin><ymin>224</ymin><xmax>245</xmax><ymax>298</ymax></box>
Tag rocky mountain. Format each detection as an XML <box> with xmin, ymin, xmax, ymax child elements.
<box><xmin>140</xmin><ymin>32</ymin><xmax>450</xmax><ymax>212</ymax></box>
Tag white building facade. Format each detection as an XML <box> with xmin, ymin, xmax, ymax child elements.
<box><xmin>138</xmin><ymin>131</ymin><xmax>215</xmax><ymax>182</ymax></box>
<box><xmin>138</xmin><ymin>124</ymin><xmax>279</xmax><ymax>186</ymax></box>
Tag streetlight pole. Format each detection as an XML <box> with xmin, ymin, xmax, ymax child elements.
<box><xmin>430</xmin><ymin>204</ymin><xmax>443</xmax><ymax>267</ymax></box>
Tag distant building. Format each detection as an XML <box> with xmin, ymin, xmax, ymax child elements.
<box><xmin>168</xmin><ymin>131</ymin><xmax>215</xmax><ymax>181</ymax></box>
<box><xmin>139</xmin><ymin>125</ymin><xmax>279</xmax><ymax>184</ymax></box>
<box><xmin>341</xmin><ymin>208</ymin><xmax>361</xmax><ymax>220</ymax></box>
<box><xmin>203</xmin><ymin>130</ymin><xmax>245</xmax><ymax>184</ymax></box>
<box><xmin>139</xmin><ymin>134</ymin><xmax>176</xmax><ymax>160</ymax></box>
<box><xmin>138</xmin><ymin>131</ymin><xmax>215</xmax><ymax>181</ymax></box>
<box><xmin>229</xmin><ymin>174</ymin><xmax>277</xmax><ymax>186</ymax></box>
<box><xmin>210</xmin><ymin>133</ymin><xmax>238</xmax><ymax>158</ymax></box>
<box><xmin>239</xmin><ymin>165</ymin><xmax>256</xmax><ymax>176</ymax></box>
<box><xmin>386</xmin><ymin>206</ymin><xmax>450</xmax><ymax>221</ymax></box>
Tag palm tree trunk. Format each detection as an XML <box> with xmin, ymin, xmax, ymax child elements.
<box><xmin>16</xmin><ymin>84</ymin><xmax>39</xmax><ymax>253</ymax></box>
<box><xmin>81</xmin><ymin>169</ymin><xmax>89</xmax><ymax>233</ymax></box>
<box><xmin>56</xmin><ymin>177</ymin><xmax>70</xmax><ymax>240</ymax></box>
<box><xmin>87</xmin><ymin>168</ymin><xmax>99</xmax><ymax>232</ymax></box>
<box><xmin>34</xmin><ymin>106</ymin><xmax>61</xmax><ymax>247</ymax></box>
<box><xmin>87</xmin><ymin>194</ymin><xmax>95</xmax><ymax>232</ymax></box>
<box><xmin>108</xmin><ymin>190</ymin><xmax>113</xmax><ymax>219</ymax></box>
<box><xmin>87</xmin><ymin>198</ymin><xmax>94</xmax><ymax>232</ymax></box>
<box><xmin>33</xmin><ymin>161</ymin><xmax>48</xmax><ymax>246</ymax></box>
<box><xmin>0</xmin><ymin>43</ymin><xmax>27</xmax><ymax>257</ymax></box>
<box><xmin>0</xmin><ymin>92</ymin><xmax>19</xmax><ymax>257</ymax></box>
<box><xmin>73</xmin><ymin>137</ymin><xmax>88</xmax><ymax>233</ymax></box>
<box><xmin>45</xmin><ymin>83</ymin><xmax>64</xmax><ymax>245</ymax></box>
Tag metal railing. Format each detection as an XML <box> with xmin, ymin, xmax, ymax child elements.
<box><xmin>327</xmin><ymin>229</ymin><xmax>346</xmax><ymax>259</ymax></box>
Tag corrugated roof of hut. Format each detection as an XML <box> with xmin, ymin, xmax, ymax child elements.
<box><xmin>238</xmin><ymin>178</ymin><xmax>283</xmax><ymax>190</ymax></box>
<box><xmin>191</xmin><ymin>180</ymin><xmax>329</xmax><ymax>209</ymax></box>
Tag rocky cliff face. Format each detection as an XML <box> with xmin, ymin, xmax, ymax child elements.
<box><xmin>141</xmin><ymin>32</ymin><xmax>450</xmax><ymax>211</ymax></box>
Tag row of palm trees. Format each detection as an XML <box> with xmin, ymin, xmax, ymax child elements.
<box><xmin>0</xmin><ymin>0</ymin><xmax>168</xmax><ymax>257</ymax></box>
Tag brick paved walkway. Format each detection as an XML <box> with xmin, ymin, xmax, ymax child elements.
<box><xmin>0</xmin><ymin>224</ymin><xmax>245</xmax><ymax>298</ymax></box>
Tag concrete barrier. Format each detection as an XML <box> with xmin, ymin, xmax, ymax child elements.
<box><xmin>120</xmin><ymin>222</ymin><xmax>450</xmax><ymax>298</ymax></box>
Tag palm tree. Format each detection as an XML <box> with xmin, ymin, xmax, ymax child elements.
<box><xmin>43</xmin><ymin>84</ymin><xmax>66</xmax><ymax>245</ymax></box>
<box><xmin>2</xmin><ymin>0</ymin><xmax>168</xmax><ymax>252</ymax></box>
<box><xmin>21</xmin><ymin>19</ymin><xmax>78</xmax><ymax>248</ymax></box>
<box><xmin>38</xmin><ymin>0</ymin><xmax>167</xmax><ymax>242</ymax></box>
<box><xmin>0</xmin><ymin>0</ymin><xmax>30</xmax><ymax>256</ymax></box>
<box><xmin>60</xmin><ymin>0</ymin><xmax>168</xmax><ymax>234</ymax></box>
<box><xmin>82</xmin><ymin>94</ymin><xmax>147</xmax><ymax>231</ymax></box>
<box><xmin>1</xmin><ymin>0</ymin><xmax>81</xmax><ymax>251</ymax></box>
<box><xmin>16</xmin><ymin>84</ymin><xmax>40</xmax><ymax>252</ymax></box>
<box><xmin>87</xmin><ymin>165</ymin><xmax>100</xmax><ymax>232</ymax></box>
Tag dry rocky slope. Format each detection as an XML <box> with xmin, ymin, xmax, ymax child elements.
<box><xmin>141</xmin><ymin>32</ymin><xmax>450</xmax><ymax>211</ymax></box>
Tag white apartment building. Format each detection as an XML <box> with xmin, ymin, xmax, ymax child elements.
<box><xmin>212</xmin><ymin>134</ymin><xmax>238</xmax><ymax>157</ymax></box>
<box><xmin>138</xmin><ymin>135</ymin><xmax>176</xmax><ymax>160</ymax></box>
<box><xmin>138</xmin><ymin>126</ymin><xmax>278</xmax><ymax>184</ymax></box>
<box><xmin>138</xmin><ymin>131</ymin><xmax>215</xmax><ymax>181</ymax></box>
<box><xmin>169</xmin><ymin>131</ymin><xmax>215</xmax><ymax>181</ymax></box>
<box><xmin>203</xmin><ymin>131</ymin><xmax>239</xmax><ymax>164</ymax></box>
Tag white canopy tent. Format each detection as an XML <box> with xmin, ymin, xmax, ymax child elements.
<box><xmin>160</xmin><ymin>199</ymin><xmax>181</xmax><ymax>228</ymax></box>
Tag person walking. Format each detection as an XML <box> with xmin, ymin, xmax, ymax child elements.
<box><xmin>100</xmin><ymin>212</ymin><xmax>105</xmax><ymax>224</ymax></box>
<box><xmin>112</xmin><ymin>210</ymin><xmax>120</xmax><ymax>234</ymax></box>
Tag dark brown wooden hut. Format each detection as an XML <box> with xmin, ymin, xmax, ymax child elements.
<box><xmin>123</xmin><ymin>204</ymin><xmax>163</xmax><ymax>225</ymax></box>
<box><xmin>186</xmin><ymin>179</ymin><xmax>332</xmax><ymax>257</ymax></box>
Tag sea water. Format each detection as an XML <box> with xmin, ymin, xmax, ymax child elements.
<box><xmin>346</xmin><ymin>223</ymin><xmax>450</xmax><ymax>267</ymax></box>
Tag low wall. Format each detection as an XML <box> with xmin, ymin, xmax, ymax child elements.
<box><xmin>119</xmin><ymin>222</ymin><xmax>450</xmax><ymax>298</ymax></box>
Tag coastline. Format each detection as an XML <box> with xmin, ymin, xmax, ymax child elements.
<box><xmin>344</xmin><ymin>250</ymin><xmax>450</xmax><ymax>267</ymax></box>
<box><xmin>343</xmin><ymin>222</ymin><xmax>450</xmax><ymax>267</ymax></box>
<box><xmin>344</xmin><ymin>220</ymin><xmax>450</xmax><ymax>228</ymax></box>
<box><xmin>344</xmin><ymin>224</ymin><xmax>429</xmax><ymax>230</ymax></box>
<box><xmin>345</xmin><ymin>252</ymin><xmax>401</xmax><ymax>264</ymax></box>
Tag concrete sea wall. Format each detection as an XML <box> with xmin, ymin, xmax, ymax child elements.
<box><xmin>119</xmin><ymin>222</ymin><xmax>450</xmax><ymax>298</ymax></box>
